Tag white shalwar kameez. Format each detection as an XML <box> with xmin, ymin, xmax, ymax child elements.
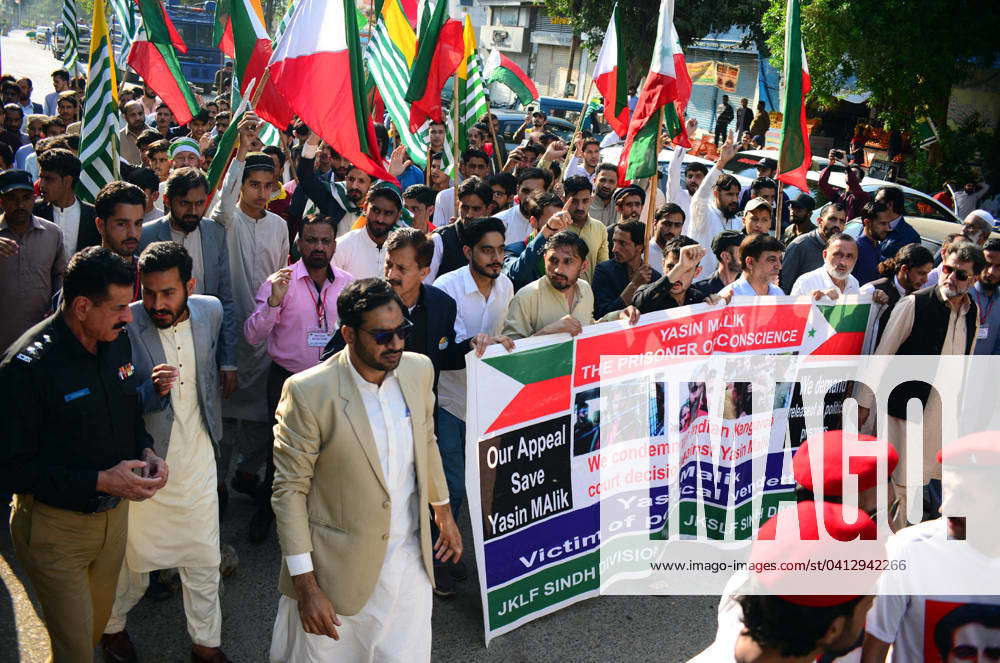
<box><xmin>105</xmin><ymin>319</ymin><xmax>222</xmax><ymax>647</ymax></box>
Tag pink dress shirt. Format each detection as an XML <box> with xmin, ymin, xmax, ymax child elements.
<box><xmin>244</xmin><ymin>260</ymin><xmax>354</xmax><ymax>373</ymax></box>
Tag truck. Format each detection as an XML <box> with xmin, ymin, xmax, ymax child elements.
<box><xmin>163</xmin><ymin>1</ymin><xmax>225</xmax><ymax>94</ymax></box>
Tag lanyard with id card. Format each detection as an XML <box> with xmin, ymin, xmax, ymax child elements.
<box><xmin>973</xmin><ymin>289</ymin><xmax>994</xmax><ymax>341</ymax></box>
<box><xmin>306</xmin><ymin>281</ymin><xmax>333</xmax><ymax>349</ymax></box>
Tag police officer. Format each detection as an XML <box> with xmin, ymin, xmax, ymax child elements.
<box><xmin>1</xmin><ymin>246</ymin><xmax>170</xmax><ymax>662</ymax></box>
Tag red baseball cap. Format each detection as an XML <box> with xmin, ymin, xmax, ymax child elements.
<box><xmin>751</xmin><ymin>501</ymin><xmax>880</xmax><ymax>607</ymax></box>
<box><xmin>793</xmin><ymin>431</ymin><xmax>899</xmax><ymax>497</ymax></box>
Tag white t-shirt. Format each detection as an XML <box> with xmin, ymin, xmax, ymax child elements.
<box><xmin>432</xmin><ymin>186</ymin><xmax>456</xmax><ymax>228</ymax></box>
<box><xmin>496</xmin><ymin>204</ymin><xmax>533</xmax><ymax>245</ymax></box>
<box><xmin>866</xmin><ymin>518</ymin><xmax>1000</xmax><ymax>663</ymax></box>
<box><xmin>332</xmin><ymin>227</ymin><xmax>387</xmax><ymax>280</ymax></box>
<box><xmin>719</xmin><ymin>275</ymin><xmax>783</xmax><ymax>298</ymax></box>
<box><xmin>433</xmin><ymin>266</ymin><xmax>514</xmax><ymax>420</ymax></box>
<box><xmin>790</xmin><ymin>265</ymin><xmax>861</xmax><ymax>297</ymax></box>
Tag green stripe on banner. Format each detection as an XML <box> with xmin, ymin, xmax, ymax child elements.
<box><xmin>487</xmin><ymin>551</ymin><xmax>599</xmax><ymax>629</ymax></box>
<box><xmin>483</xmin><ymin>340</ymin><xmax>574</xmax><ymax>385</ymax></box>
<box><xmin>656</xmin><ymin>491</ymin><xmax>795</xmax><ymax>540</ymax></box>
<box><xmin>818</xmin><ymin>304</ymin><xmax>869</xmax><ymax>333</ymax></box>
<box><xmin>624</xmin><ymin>108</ymin><xmax>661</xmax><ymax>182</ymax></box>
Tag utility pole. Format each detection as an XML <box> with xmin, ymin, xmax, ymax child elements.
<box><xmin>564</xmin><ymin>31</ymin><xmax>579</xmax><ymax>98</ymax></box>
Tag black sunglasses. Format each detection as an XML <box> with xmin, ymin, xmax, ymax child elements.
<box><xmin>941</xmin><ymin>264</ymin><xmax>971</xmax><ymax>282</ymax></box>
<box><xmin>360</xmin><ymin>320</ymin><xmax>413</xmax><ymax>345</ymax></box>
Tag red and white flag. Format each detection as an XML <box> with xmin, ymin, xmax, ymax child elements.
<box><xmin>268</xmin><ymin>0</ymin><xmax>395</xmax><ymax>183</ymax></box>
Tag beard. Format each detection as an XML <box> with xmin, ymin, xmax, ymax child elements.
<box><xmin>826</xmin><ymin>264</ymin><xmax>851</xmax><ymax>281</ymax></box>
<box><xmin>722</xmin><ymin>202</ymin><xmax>739</xmax><ymax>219</ymax></box>
<box><xmin>941</xmin><ymin>285</ymin><xmax>964</xmax><ymax>298</ymax></box>
<box><xmin>146</xmin><ymin>299</ymin><xmax>188</xmax><ymax>329</ymax></box>
<box><xmin>368</xmin><ymin>221</ymin><xmax>392</xmax><ymax>240</ymax></box>
<box><xmin>471</xmin><ymin>260</ymin><xmax>501</xmax><ymax>279</ymax></box>
<box><xmin>304</xmin><ymin>251</ymin><xmax>331</xmax><ymax>270</ymax></box>
<box><xmin>548</xmin><ymin>273</ymin><xmax>571</xmax><ymax>290</ymax></box>
<box><xmin>172</xmin><ymin>214</ymin><xmax>201</xmax><ymax>233</ymax></box>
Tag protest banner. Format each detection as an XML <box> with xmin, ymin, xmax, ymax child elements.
<box><xmin>465</xmin><ymin>296</ymin><xmax>874</xmax><ymax>643</ymax></box>
<box><xmin>715</xmin><ymin>62</ymin><xmax>740</xmax><ymax>92</ymax></box>
<box><xmin>686</xmin><ymin>60</ymin><xmax>716</xmax><ymax>86</ymax></box>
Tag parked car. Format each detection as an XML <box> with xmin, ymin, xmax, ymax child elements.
<box><xmin>716</xmin><ymin>149</ymin><xmax>991</xmax><ymax>253</ymax></box>
<box><xmin>34</xmin><ymin>26</ymin><xmax>52</xmax><ymax>45</ymax></box>
<box><xmin>600</xmin><ymin>143</ymin><xmax>716</xmax><ymax>195</ymax></box>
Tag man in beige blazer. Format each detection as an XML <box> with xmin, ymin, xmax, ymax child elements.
<box><xmin>268</xmin><ymin>277</ymin><xmax>462</xmax><ymax>662</ymax></box>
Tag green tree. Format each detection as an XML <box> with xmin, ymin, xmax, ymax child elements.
<box><xmin>761</xmin><ymin>0</ymin><xmax>1000</xmax><ymax>130</ymax></box>
<box><xmin>543</xmin><ymin>0</ymin><xmax>771</xmax><ymax>84</ymax></box>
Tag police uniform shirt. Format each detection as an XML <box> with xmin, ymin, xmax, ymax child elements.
<box><xmin>0</xmin><ymin>314</ymin><xmax>152</xmax><ymax>512</ymax></box>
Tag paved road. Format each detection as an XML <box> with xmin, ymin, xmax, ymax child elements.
<box><xmin>1</xmin><ymin>31</ymin><xmax>60</xmax><ymax>107</ymax></box>
<box><xmin>0</xmin><ymin>31</ymin><xmax>720</xmax><ymax>663</ymax></box>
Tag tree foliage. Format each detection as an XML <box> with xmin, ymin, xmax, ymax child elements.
<box><xmin>907</xmin><ymin>114</ymin><xmax>999</xmax><ymax>196</ymax></box>
<box><xmin>761</xmin><ymin>0</ymin><xmax>1000</xmax><ymax>130</ymax></box>
<box><xmin>542</xmin><ymin>0</ymin><xmax>771</xmax><ymax>84</ymax></box>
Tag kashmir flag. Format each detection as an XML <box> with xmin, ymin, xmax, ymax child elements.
<box><xmin>617</xmin><ymin>0</ymin><xmax>680</xmax><ymax>184</ymax></box>
<box><xmin>776</xmin><ymin>0</ymin><xmax>812</xmax><ymax>191</ymax></box>
<box><xmin>456</xmin><ymin>14</ymin><xmax>488</xmax><ymax>153</ymax></box>
<box><xmin>128</xmin><ymin>0</ymin><xmax>200</xmax><ymax>125</ymax></box>
<box><xmin>403</xmin><ymin>0</ymin><xmax>464</xmax><ymax>132</ymax></box>
<box><xmin>269</xmin><ymin>0</ymin><xmax>396</xmax><ymax>183</ymax></box>
<box><xmin>107</xmin><ymin>0</ymin><xmax>140</xmax><ymax>70</ymax></box>
<box><xmin>366</xmin><ymin>0</ymin><xmax>424</xmax><ymax>160</ymax></box>
<box><xmin>484</xmin><ymin>49</ymin><xmax>538</xmax><ymax>106</ymax></box>
<box><xmin>213</xmin><ymin>0</ymin><xmax>293</xmax><ymax>130</ymax></box>
<box><xmin>593</xmin><ymin>3</ymin><xmax>628</xmax><ymax>137</ymax></box>
<box><xmin>61</xmin><ymin>0</ymin><xmax>81</xmax><ymax>76</ymax></box>
<box><xmin>77</xmin><ymin>0</ymin><xmax>119</xmax><ymax>205</ymax></box>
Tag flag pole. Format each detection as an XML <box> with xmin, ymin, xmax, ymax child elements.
<box><xmin>774</xmin><ymin>0</ymin><xmax>792</xmax><ymax>238</ymax></box>
<box><xmin>642</xmin><ymin>108</ymin><xmax>665</xmax><ymax>266</ymax></box>
<box><xmin>425</xmin><ymin>141</ymin><xmax>433</xmax><ymax>186</ymax></box>
<box><xmin>486</xmin><ymin>112</ymin><xmax>503</xmax><ymax>174</ymax></box>
<box><xmin>452</xmin><ymin>73</ymin><xmax>461</xmax><ymax>220</ymax></box>
<box><xmin>562</xmin><ymin>73</ymin><xmax>595</xmax><ymax>176</ymax></box>
<box><xmin>206</xmin><ymin>72</ymin><xmax>269</xmax><ymax>204</ymax></box>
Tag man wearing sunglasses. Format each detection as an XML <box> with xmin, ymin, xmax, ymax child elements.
<box><xmin>270</xmin><ymin>278</ymin><xmax>459</xmax><ymax>662</ymax></box>
<box><xmin>858</xmin><ymin>240</ymin><xmax>986</xmax><ymax>530</ymax></box>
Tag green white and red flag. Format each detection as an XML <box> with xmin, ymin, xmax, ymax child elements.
<box><xmin>483</xmin><ymin>49</ymin><xmax>538</xmax><ymax>107</ymax></box>
<box><xmin>128</xmin><ymin>0</ymin><xmax>200</xmax><ymax>125</ymax></box>
<box><xmin>268</xmin><ymin>0</ymin><xmax>396</xmax><ymax>183</ymax></box>
<box><xmin>776</xmin><ymin>0</ymin><xmax>812</xmax><ymax>191</ymax></box>
<box><xmin>592</xmin><ymin>3</ymin><xmax>628</xmax><ymax>137</ymax></box>
<box><xmin>212</xmin><ymin>0</ymin><xmax>293</xmax><ymax>129</ymax></box>
<box><xmin>403</xmin><ymin>0</ymin><xmax>464</xmax><ymax>132</ymax></box>
<box><xmin>617</xmin><ymin>0</ymin><xmax>681</xmax><ymax>184</ymax></box>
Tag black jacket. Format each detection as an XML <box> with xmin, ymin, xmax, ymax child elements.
<box><xmin>0</xmin><ymin>314</ymin><xmax>152</xmax><ymax>512</ymax></box>
<box><xmin>868</xmin><ymin>277</ymin><xmax>903</xmax><ymax>346</ymax></box>
<box><xmin>633</xmin><ymin>275</ymin><xmax>708</xmax><ymax>314</ymax></box>
<box><xmin>322</xmin><ymin>283</ymin><xmax>463</xmax><ymax>390</ymax></box>
<box><xmin>33</xmin><ymin>199</ymin><xmax>100</xmax><ymax>254</ymax></box>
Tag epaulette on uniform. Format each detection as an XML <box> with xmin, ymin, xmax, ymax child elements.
<box><xmin>14</xmin><ymin>332</ymin><xmax>55</xmax><ymax>365</ymax></box>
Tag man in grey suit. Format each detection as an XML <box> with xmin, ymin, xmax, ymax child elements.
<box><xmin>102</xmin><ymin>241</ymin><xmax>232</xmax><ymax>663</ymax></box>
<box><xmin>139</xmin><ymin>168</ymin><xmax>239</xmax><ymax>488</ymax></box>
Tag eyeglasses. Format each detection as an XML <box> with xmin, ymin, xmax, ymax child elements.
<box><xmin>941</xmin><ymin>264</ymin><xmax>971</xmax><ymax>282</ymax></box>
<box><xmin>360</xmin><ymin>320</ymin><xmax>413</xmax><ymax>345</ymax></box>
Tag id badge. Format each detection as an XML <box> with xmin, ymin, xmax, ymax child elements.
<box><xmin>307</xmin><ymin>329</ymin><xmax>332</xmax><ymax>347</ymax></box>
<box><xmin>976</xmin><ymin>326</ymin><xmax>989</xmax><ymax>340</ymax></box>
